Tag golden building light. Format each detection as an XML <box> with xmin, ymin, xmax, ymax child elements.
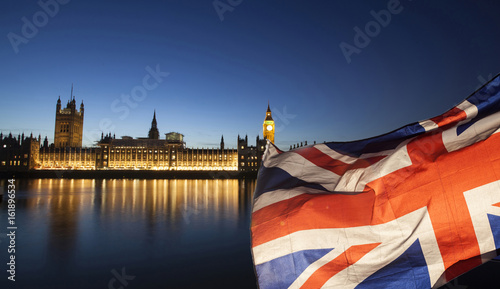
<box><xmin>263</xmin><ymin>102</ymin><xmax>275</xmax><ymax>143</ymax></box>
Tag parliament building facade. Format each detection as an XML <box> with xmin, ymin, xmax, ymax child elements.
<box><xmin>1</xmin><ymin>93</ymin><xmax>274</xmax><ymax>173</ymax></box>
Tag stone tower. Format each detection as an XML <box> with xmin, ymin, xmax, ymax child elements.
<box><xmin>54</xmin><ymin>85</ymin><xmax>84</xmax><ymax>148</ymax></box>
<box><xmin>263</xmin><ymin>102</ymin><xmax>275</xmax><ymax>143</ymax></box>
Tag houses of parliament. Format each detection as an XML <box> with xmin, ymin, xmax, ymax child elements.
<box><xmin>0</xmin><ymin>92</ymin><xmax>275</xmax><ymax>173</ymax></box>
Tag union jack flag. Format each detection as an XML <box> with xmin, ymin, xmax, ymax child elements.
<box><xmin>251</xmin><ymin>75</ymin><xmax>500</xmax><ymax>288</ymax></box>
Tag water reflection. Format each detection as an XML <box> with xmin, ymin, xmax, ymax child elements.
<box><xmin>19</xmin><ymin>178</ymin><xmax>249</xmax><ymax>226</ymax></box>
<box><xmin>0</xmin><ymin>178</ymin><xmax>257</xmax><ymax>289</ymax></box>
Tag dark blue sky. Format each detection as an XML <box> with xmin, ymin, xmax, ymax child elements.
<box><xmin>1</xmin><ymin>0</ymin><xmax>500</xmax><ymax>149</ymax></box>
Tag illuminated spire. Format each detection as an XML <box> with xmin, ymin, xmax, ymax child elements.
<box><xmin>265</xmin><ymin>102</ymin><xmax>273</xmax><ymax>121</ymax></box>
<box><xmin>263</xmin><ymin>101</ymin><xmax>275</xmax><ymax>143</ymax></box>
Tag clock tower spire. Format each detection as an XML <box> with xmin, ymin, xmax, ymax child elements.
<box><xmin>263</xmin><ymin>102</ymin><xmax>275</xmax><ymax>143</ymax></box>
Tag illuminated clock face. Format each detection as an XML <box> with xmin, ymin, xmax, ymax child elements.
<box><xmin>266</xmin><ymin>125</ymin><xmax>273</xmax><ymax>131</ymax></box>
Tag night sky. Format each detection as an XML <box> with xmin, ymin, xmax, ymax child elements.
<box><xmin>1</xmin><ymin>0</ymin><xmax>500</xmax><ymax>150</ymax></box>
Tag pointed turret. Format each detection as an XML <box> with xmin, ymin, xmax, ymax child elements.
<box><xmin>265</xmin><ymin>101</ymin><xmax>273</xmax><ymax>121</ymax></box>
<box><xmin>263</xmin><ymin>102</ymin><xmax>275</xmax><ymax>143</ymax></box>
<box><xmin>148</xmin><ymin>110</ymin><xmax>160</xmax><ymax>139</ymax></box>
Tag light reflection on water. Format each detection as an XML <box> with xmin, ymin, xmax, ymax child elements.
<box><xmin>0</xmin><ymin>178</ymin><xmax>257</xmax><ymax>289</ymax></box>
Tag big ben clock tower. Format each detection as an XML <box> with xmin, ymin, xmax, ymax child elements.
<box><xmin>263</xmin><ymin>103</ymin><xmax>275</xmax><ymax>143</ymax></box>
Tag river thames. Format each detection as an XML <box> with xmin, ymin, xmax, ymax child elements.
<box><xmin>0</xmin><ymin>178</ymin><xmax>258</xmax><ymax>288</ymax></box>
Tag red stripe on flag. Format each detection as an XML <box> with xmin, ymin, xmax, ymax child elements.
<box><xmin>366</xmin><ymin>131</ymin><xmax>500</xmax><ymax>279</ymax></box>
<box><xmin>251</xmin><ymin>190</ymin><xmax>395</xmax><ymax>247</ymax></box>
<box><xmin>294</xmin><ymin>147</ymin><xmax>385</xmax><ymax>176</ymax></box>
<box><xmin>494</xmin><ymin>202</ymin><xmax>500</xmax><ymax>208</ymax></box>
<box><xmin>429</xmin><ymin>107</ymin><xmax>467</xmax><ymax>128</ymax></box>
<box><xmin>300</xmin><ymin>243</ymin><xmax>381</xmax><ymax>289</ymax></box>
